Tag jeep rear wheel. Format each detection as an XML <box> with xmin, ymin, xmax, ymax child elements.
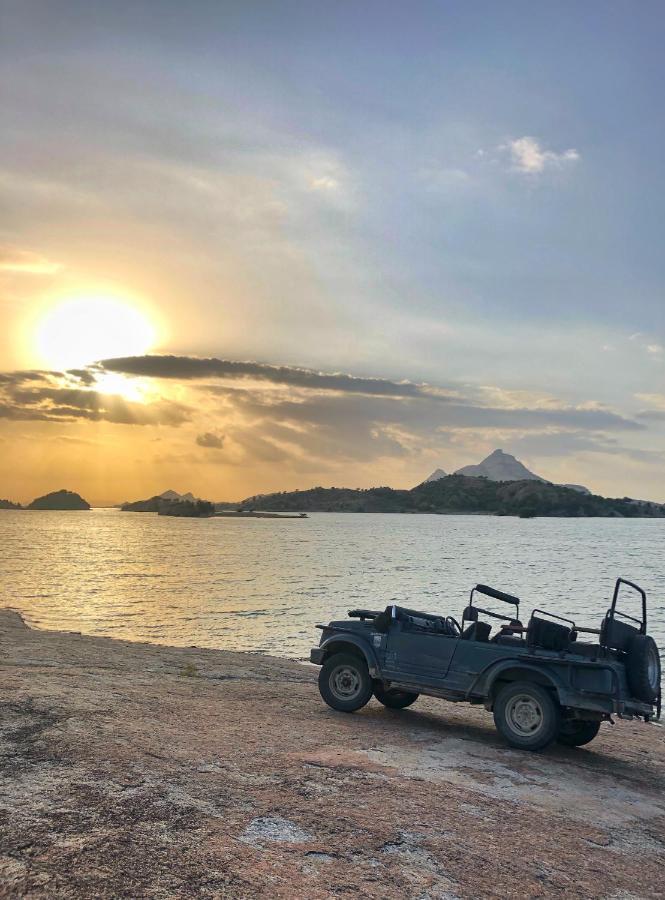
<box><xmin>318</xmin><ymin>653</ymin><xmax>373</xmax><ymax>712</ymax></box>
<box><xmin>493</xmin><ymin>681</ymin><xmax>560</xmax><ymax>751</ymax></box>
<box><xmin>374</xmin><ymin>684</ymin><xmax>419</xmax><ymax>709</ymax></box>
<box><xmin>557</xmin><ymin>719</ymin><xmax>601</xmax><ymax>747</ymax></box>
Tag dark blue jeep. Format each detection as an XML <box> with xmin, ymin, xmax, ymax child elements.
<box><xmin>311</xmin><ymin>578</ymin><xmax>661</xmax><ymax>751</ymax></box>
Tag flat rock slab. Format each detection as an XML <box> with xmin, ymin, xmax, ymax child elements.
<box><xmin>0</xmin><ymin>608</ymin><xmax>664</xmax><ymax>898</ymax></box>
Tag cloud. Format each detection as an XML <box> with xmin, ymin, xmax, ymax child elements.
<box><xmin>0</xmin><ymin>356</ymin><xmax>650</xmax><ymax>485</ymax></box>
<box><xmin>196</xmin><ymin>431</ymin><xmax>224</xmax><ymax>449</ymax></box>
<box><xmin>100</xmin><ymin>355</ymin><xmax>443</xmax><ymax>399</ymax></box>
<box><xmin>0</xmin><ymin>369</ymin><xmax>190</xmax><ymax>425</ymax></box>
<box><xmin>501</xmin><ymin>137</ymin><xmax>580</xmax><ymax>174</ymax></box>
<box><xmin>635</xmin><ymin>393</ymin><xmax>665</xmax><ymax>411</ymax></box>
<box><xmin>0</xmin><ymin>246</ymin><xmax>62</xmax><ymax>275</ymax></box>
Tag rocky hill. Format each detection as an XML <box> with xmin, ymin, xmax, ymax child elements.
<box><xmin>424</xmin><ymin>449</ymin><xmax>591</xmax><ymax>494</ymax></box>
<box><xmin>240</xmin><ymin>475</ymin><xmax>665</xmax><ymax>518</ymax></box>
<box><xmin>27</xmin><ymin>490</ymin><xmax>90</xmax><ymax>510</ymax></box>
<box><xmin>455</xmin><ymin>448</ymin><xmax>544</xmax><ymax>482</ymax></box>
<box><xmin>0</xmin><ymin>498</ymin><xmax>22</xmax><ymax>509</ymax></box>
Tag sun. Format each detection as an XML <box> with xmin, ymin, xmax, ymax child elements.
<box><xmin>34</xmin><ymin>294</ymin><xmax>158</xmax><ymax>370</ymax></box>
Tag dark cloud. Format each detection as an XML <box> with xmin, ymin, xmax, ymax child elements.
<box><xmin>233</xmin><ymin>391</ymin><xmax>643</xmax><ymax>434</ymax></box>
<box><xmin>66</xmin><ymin>368</ymin><xmax>98</xmax><ymax>386</ymax></box>
<box><xmin>196</xmin><ymin>431</ymin><xmax>224</xmax><ymax>449</ymax></box>
<box><xmin>100</xmin><ymin>355</ymin><xmax>443</xmax><ymax>399</ymax></box>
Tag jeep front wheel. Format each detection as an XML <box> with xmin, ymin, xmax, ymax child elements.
<box><xmin>318</xmin><ymin>653</ymin><xmax>373</xmax><ymax>712</ymax></box>
<box><xmin>493</xmin><ymin>681</ymin><xmax>560</xmax><ymax>751</ymax></box>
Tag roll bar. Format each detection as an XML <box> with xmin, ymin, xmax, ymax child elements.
<box><xmin>608</xmin><ymin>577</ymin><xmax>647</xmax><ymax>634</ymax></box>
<box><xmin>465</xmin><ymin>583</ymin><xmax>521</xmax><ymax>624</ymax></box>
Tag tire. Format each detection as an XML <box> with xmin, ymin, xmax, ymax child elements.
<box><xmin>557</xmin><ymin>720</ymin><xmax>601</xmax><ymax>747</ymax></box>
<box><xmin>493</xmin><ymin>681</ymin><xmax>561</xmax><ymax>751</ymax></box>
<box><xmin>374</xmin><ymin>684</ymin><xmax>419</xmax><ymax>709</ymax></box>
<box><xmin>626</xmin><ymin>634</ymin><xmax>661</xmax><ymax>703</ymax></box>
<box><xmin>318</xmin><ymin>653</ymin><xmax>374</xmax><ymax>713</ymax></box>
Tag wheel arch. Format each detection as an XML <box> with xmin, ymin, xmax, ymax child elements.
<box><xmin>479</xmin><ymin>662</ymin><xmax>565</xmax><ymax>708</ymax></box>
<box><xmin>319</xmin><ymin>636</ymin><xmax>379</xmax><ymax>676</ymax></box>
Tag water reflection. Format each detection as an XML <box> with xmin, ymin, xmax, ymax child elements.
<box><xmin>1</xmin><ymin>509</ymin><xmax>663</xmax><ymax>659</ymax></box>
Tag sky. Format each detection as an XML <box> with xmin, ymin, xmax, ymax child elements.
<box><xmin>1</xmin><ymin>0</ymin><xmax>664</xmax><ymax>505</ymax></box>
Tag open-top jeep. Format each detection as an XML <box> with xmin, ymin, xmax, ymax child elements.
<box><xmin>311</xmin><ymin>578</ymin><xmax>661</xmax><ymax>751</ymax></box>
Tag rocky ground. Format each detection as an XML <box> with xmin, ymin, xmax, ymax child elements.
<box><xmin>1</xmin><ymin>609</ymin><xmax>664</xmax><ymax>899</ymax></box>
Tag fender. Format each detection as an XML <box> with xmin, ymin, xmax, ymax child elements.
<box><xmin>469</xmin><ymin>658</ymin><xmax>568</xmax><ymax>703</ymax></box>
<box><xmin>318</xmin><ymin>632</ymin><xmax>380</xmax><ymax>678</ymax></box>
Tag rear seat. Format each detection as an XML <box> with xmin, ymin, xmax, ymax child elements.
<box><xmin>568</xmin><ymin>641</ymin><xmax>601</xmax><ymax>659</ymax></box>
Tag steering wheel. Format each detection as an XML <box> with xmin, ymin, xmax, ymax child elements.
<box><xmin>445</xmin><ymin>616</ymin><xmax>462</xmax><ymax>636</ymax></box>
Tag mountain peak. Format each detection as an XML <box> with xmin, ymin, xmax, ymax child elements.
<box><xmin>423</xmin><ymin>468</ymin><xmax>447</xmax><ymax>483</ymax></box>
<box><xmin>455</xmin><ymin>449</ymin><xmax>544</xmax><ymax>483</ymax></box>
<box><xmin>421</xmin><ymin>449</ymin><xmax>590</xmax><ymax>493</ymax></box>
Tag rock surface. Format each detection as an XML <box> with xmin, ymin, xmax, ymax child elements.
<box><xmin>1</xmin><ymin>609</ymin><xmax>664</xmax><ymax>898</ymax></box>
<box><xmin>455</xmin><ymin>449</ymin><xmax>546</xmax><ymax>482</ymax></box>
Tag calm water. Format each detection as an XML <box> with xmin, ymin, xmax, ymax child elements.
<box><xmin>1</xmin><ymin>509</ymin><xmax>664</xmax><ymax>659</ymax></box>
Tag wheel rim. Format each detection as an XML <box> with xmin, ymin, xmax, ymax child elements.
<box><xmin>505</xmin><ymin>693</ymin><xmax>544</xmax><ymax>737</ymax></box>
<box><xmin>647</xmin><ymin>647</ymin><xmax>660</xmax><ymax>690</ymax></box>
<box><xmin>330</xmin><ymin>664</ymin><xmax>362</xmax><ymax>701</ymax></box>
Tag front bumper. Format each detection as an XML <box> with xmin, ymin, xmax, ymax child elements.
<box><xmin>310</xmin><ymin>648</ymin><xmax>325</xmax><ymax>665</ymax></box>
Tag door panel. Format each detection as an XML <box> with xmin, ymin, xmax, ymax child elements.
<box><xmin>385</xmin><ymin>623</ymin><xmax>458</xmax><ymax>681</ymax></box>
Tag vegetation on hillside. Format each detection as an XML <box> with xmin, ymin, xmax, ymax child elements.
<box><xmin>239</xmin><ymin>475</ymin><xmax>665</xmax><ymax>518</ymax></box>
<box><xmin>157</xmin><ymin>499</ymin><xmax>215</xmax><ymax>517</ymax></box>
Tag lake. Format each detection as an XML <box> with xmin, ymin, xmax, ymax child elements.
<box><xmin>1</xmin><ymin>508</ymin><xmax>663</xmax><ymax>660</ymax></box>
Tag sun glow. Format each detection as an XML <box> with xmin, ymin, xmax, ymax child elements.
<box><xmin>34</xmin><ymin>294</ymin><xmax>158</xmax><ymax>370</ymax></box>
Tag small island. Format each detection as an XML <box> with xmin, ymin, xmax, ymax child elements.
<box><xmin>158</xmin><ymin>499</ymin><xmax>215</xmax><ymax>517</ymax></box>
<box><xmin>121</xmin><ymin>490</ymin><xmax>215</xmax><ymax>517</ymax></box>
<box><xmin>27</xmin><ymin>489</ymin><xmax>91</xmax><ymax>511</ymax></box>
<box><xmin>0</xmin><ymin>498</ymin><xmax>22</xmax><ymax>509</ymax></box>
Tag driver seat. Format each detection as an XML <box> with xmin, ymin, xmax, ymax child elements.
<box><xmin>461</xmin><ymin>621</ymin><xmax>491</xmax><ymax>642</ymax></box>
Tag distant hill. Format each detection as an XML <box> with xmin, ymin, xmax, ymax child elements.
<box><xmin>27</xmin><ymin>490</ymin><xmax>90</xmax><ymax>510</ymax></box>
<box><xmin>121</xmin><ymin>495</ymin><xmax>164</xmax><ymax>512</ymax></box>
<box><xmin>423</xmin><ymin>449</ymin><xmax>590</xmax><ymax>494</ymax></box>
<box><xmin>122</xmin><ymin>489</ymin><xmax>208</xmax><ymax>514</ymax></box>
<box><xmin>238</xmin><ymin>475</ymin><xmax>665</xmax><ymax>518</ymax></box>
<box><xmin>0</xmin><ymin>498</ymin><xmax>22</xmax><ymax>509</ymax></box>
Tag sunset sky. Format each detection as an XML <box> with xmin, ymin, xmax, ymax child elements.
<box><xmin>1</xmin><ymin>1</ymin><xmax>664</xmax><ymax>506</ymax></box>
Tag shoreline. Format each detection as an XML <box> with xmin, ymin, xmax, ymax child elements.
<box><xmin>1</xmin><ymin>609</ymin><xmax>664</xmax><ymax>897</ymax></box>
